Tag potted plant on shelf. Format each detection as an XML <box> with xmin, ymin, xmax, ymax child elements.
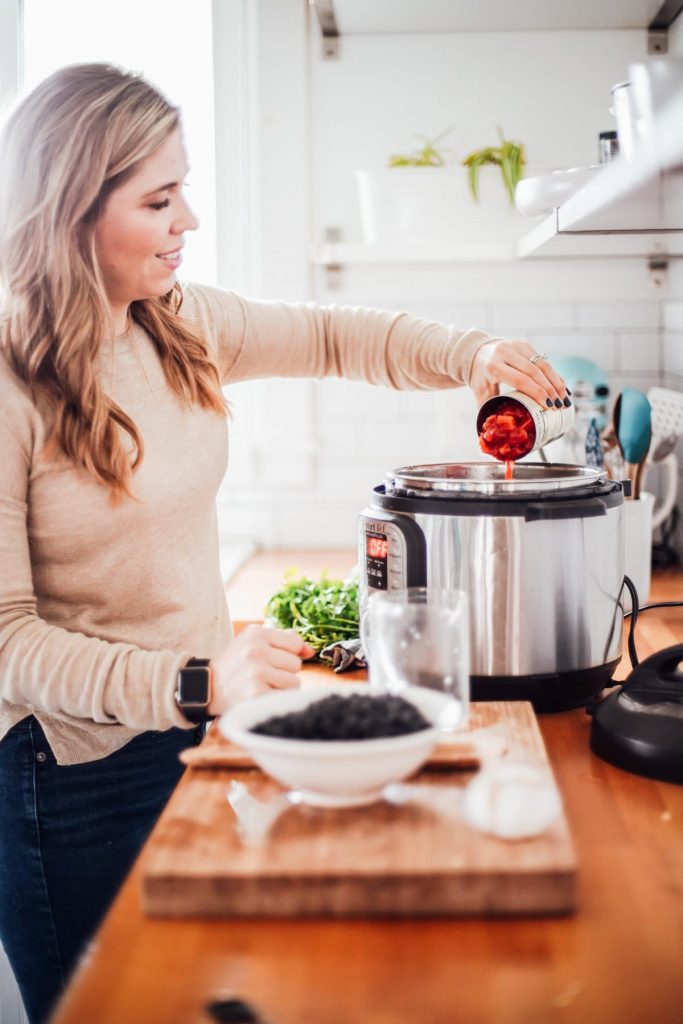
<box><xmin>462</xmin><ymin>129</ymin><xmax>526</xmax><ymax>203</ymax></box>
<box><xmin>355</xmin><ymin>127</ymin><xmax>532</xmax><ymax>253</ymax></box>
<box><xmin>386</xmin><ymin>128</ymin><xmax>452</xmax><ymax>168</ymax></box>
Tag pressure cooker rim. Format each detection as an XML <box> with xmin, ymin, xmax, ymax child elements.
<box><xmin>385</xmin><ymin>461</ymin><xmax>607</xmax><ymax>496</ymax></box>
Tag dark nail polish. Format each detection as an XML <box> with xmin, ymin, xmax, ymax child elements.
<box><xmin>563</xmin><ymin>397</ymin><xmax>571</xmax><ymax>407</ymax></box>
<box><xmin>554</xmin><ymin>398</ymin><xmax>563</xmax><ymax>408</ymax></box>
<box><xmin>566</xmin><ymin>388</ymin><xmax>572</xmax><ymax>395</ymax></box>
<box><xmin>546</xmin><ymin>398</ymin><xmax>553</xmax><ymax>408</ymax></box>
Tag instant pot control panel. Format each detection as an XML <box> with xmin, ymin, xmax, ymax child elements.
<box><xmin>358</xmin><ymin>509</ymin><xmax>427</xmax><ymax>598</ymax></box>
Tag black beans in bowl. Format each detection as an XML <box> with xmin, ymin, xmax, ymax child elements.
<box><xmin>250</xmin><ymin>693</ymin><xmax>431</xmax><ymax>741</ymax></box>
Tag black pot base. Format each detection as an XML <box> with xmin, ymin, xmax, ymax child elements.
<box><xmin>471</xmin><ymin>659</ymin><xmax>621</xmax><ymax>713</ymax></box>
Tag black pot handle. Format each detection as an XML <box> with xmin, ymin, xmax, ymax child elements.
<box><xmin>524</xmin><ymin>498</ymin><xmax>607</xmax><ymax>522</ymax></box>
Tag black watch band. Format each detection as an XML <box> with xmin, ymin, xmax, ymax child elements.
<box><xmin>175</xmin><ymin>657</ymin><xmax>213</xmax><ymax>724</ymax></box>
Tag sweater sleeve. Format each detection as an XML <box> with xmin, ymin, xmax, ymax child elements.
<box><xmin>183</xmin><ymin>284</ymin><xmax>496</xmax><ymax>390</ymax></box>
<box><xmin>0</xmin><ymin>391</ymin><xmax>193</xmax><ymax>732</ymax></box>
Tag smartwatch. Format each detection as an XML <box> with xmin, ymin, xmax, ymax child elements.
<box><xmin>175</xmin><ymin>658</ymin><xmax>213</xmax><ymax>723</ymax></box>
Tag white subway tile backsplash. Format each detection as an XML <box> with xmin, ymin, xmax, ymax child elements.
<box><xmin>315</xmin><ymin>421</ymin><xmax>362</xmax><ymax>459</ymax></box>
<box><xmin>440</xmin><ymin>430</ymin><xmax>482</xmax><ymax>461</ymax></box>
<box><xmin>490</xmin><ymin>302</ymin><xmax>573</xmax><ymax>333</ymax></box>
<box><xmin>356</xmin><ymin>420</ymin><xmax>441</xmax><ymax>461</ymax></box>
<box><xmin>319</xmin><ymin>261</ymin><xmax>657</xmax><ymax>307</ymax></box>
<box><xmin>402</xmin><ymin>302</ymin><xmax>489</xmax><ymax>331</ymax></box>
<box><xmin>216</xmin><ymin>497</ymin><xmax>276</xmax><ymax>545</ymax></box>
<box><xmin>607</xmin><ymin>372</ymin><xmax>663</xmax><ymax>397</ymax></box>
<box><xmin>617</xmin><ymin>334</ymin><xmax>661</xmax><ymax>373</ymax></box>
<box><xmin>255</xmin><ymin>452</ymin><xmax>315</xmax><ymax>487</ymax></box>
<box><xmin>315</xmin><ymin>377</ymin><xmax>400</xmax><ymax>422</ymax></box>
<box><xmin>530</xmin><ymin>333</ymin><xmax>618</xmax><ymax>371</ymax></box>
<box><xmin>664</xmin><ymin>302</ymin><xmax>683</xmax><ymax>331</ymax></box>
<box><xmin>577</xmin><ymin>302</ymin><xmax>660</xmax><ymax>331</ymax></box>
<box><xmin>221</xmin><ymin>437</ymin><xmax>257</xmax><ymax>486</ymax></box>
<box><xmin>663</xmin><ymin>334</ymin><xmax>683</xmax><ymax>376</ymax></box>
<box><xmin>403</xmin><ymin>388</ymin><xmax>445</xmax><ymax>421</ymax></box>
<box><xmin>315</xmin><ymin>382</ymin><xmax>443</xmax><ymax>428</ymax></box>
<box><xmin>314</xmin><ymin>460</ymin><xmax>390</xmax><ymax>497</ymax></box>
<box><xmin>270</xmin><ymin>499</ymin><xmax>359</xmax><ymax>548</ymax></box>
<box><xmin>664</xmin><ymin>371</ymin><xmax>683</xmax><ymax>393</ymax></box>
<box><xmin>249</xmin><ymin>379</ymin><xmax>314</xmax><ymax>450</ymax></box>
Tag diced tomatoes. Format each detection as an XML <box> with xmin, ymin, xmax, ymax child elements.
<box><xmin>478</xmin><ymin>400</ymin><xmax>536</xmax><ymax>464</ymax></box>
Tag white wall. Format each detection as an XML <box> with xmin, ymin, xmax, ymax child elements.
<box><xmin>669</xmin><ymin>10</ymin><xmax>683</xmax><ymax>55</ymax></box>
<box><xmin>217</xmin><ymin>10</ymin><xmax>677</xmax><ymax>551</ymax></box>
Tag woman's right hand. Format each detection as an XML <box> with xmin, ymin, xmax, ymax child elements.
<box><xmin>207</xmin><ymin>625</ymin><xmax>315</xmax><ymax>716</ymax></box>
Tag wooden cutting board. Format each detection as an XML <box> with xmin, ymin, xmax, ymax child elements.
<box><xmin>141</xmin><ymin>685</ymin><xmax>577</xmax><ymax>919</ymax></box>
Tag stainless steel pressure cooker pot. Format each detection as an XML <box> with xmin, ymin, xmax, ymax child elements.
<box><xmin>358</xmin><ymin>462</ymin><xmax>626</xmax><ymax>711</ymax></box>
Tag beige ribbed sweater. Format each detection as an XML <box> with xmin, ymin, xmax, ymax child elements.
<box><xmin>0</xmin><ymin>284</ymin><xmax>493</xmax><ymax>764</ymax></box>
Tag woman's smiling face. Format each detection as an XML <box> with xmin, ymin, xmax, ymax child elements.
<box><xmin>94</xmin><ymin>127</ymin><xmax>198</xmax><ymax>331</ymax></box>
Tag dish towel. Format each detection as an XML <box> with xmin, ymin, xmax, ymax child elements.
<box><xmin>318</xmin><ymin>638</ymin><xmax>367</xmax><ymax>673</ymax></box>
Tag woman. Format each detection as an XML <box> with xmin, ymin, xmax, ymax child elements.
<box><xmin>0</xmin><ymin>63</ymin><xmax>568</xmax><ymax>1023</ymax></box>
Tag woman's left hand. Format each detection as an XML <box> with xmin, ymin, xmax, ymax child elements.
<box><xmin>469</xmin><ymin>339</ymin><xmax>570</xmax><ymax>409</ymax></box>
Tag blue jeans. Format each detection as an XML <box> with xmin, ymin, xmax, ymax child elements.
<box><xmin>0</xmin><ymin>717</ymin><xmax>203</xmax><ymax>1024</ymax></box>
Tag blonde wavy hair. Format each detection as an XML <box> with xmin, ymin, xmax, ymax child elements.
<box><xmin>0</xmin><ymin>63</ymin><xmax>226</xmax><ymax>501</ymax></box>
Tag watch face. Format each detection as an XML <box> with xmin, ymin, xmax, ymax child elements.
<box><xmin>179</xmin><ymin>667</ymin><xmax>209</xmax><ymax>704</ymax></box>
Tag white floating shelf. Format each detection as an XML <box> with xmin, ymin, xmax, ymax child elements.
<box><xmin>517</xmin><ymin>90</ymin><xmax>683</xmax><ymax>260</ymax></box>
<box><xmin>516</xmin><ymin>217</ymin><xmax>682</xmax><ymax>260</ymax></box>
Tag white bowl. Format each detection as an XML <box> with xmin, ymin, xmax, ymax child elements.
<box><xmin>515</xmin><ymin>166</ymin><xmax>602</xmax><ymax>218</ymax></box>
<box><xmin>219</xmin><ymin>683</ymin><xmax>448</xmax><ymax>807</ymax></box>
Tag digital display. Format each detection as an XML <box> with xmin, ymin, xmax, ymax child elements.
<box><xmin>365</xmin><ymin>530</ymin><xmax>388</xmax><ymax>589</ymax></box>
<box><xmin>367</xmin><ymin>535</ymin><xmax>388</xmax><ymax>559</ymax></box>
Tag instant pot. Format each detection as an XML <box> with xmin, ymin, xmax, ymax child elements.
<box><xmin>358</xmin><ymin>462</ymin><xmax>626</xmax><ymax>711</ymax></box>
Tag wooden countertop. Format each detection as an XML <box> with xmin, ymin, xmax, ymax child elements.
<box><xmin>51</xmin><ymin>557</ymin><xmax>683</xmax><ymax>1024</ymax></box>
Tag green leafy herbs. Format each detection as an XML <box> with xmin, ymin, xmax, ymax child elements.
<box><xmin>264</xmin><ymin>571</ymin><xmax>360</xmax><ymax>653</ymax></box>
<box><xmin>387</xmin><ymin>127</ymin><xmax>453</xmax><ymax>168</ymax></box>
<box><xmin>462</xmin><ymin>128</ymin><xmax>526</xmax><ymax>204</ymax></box>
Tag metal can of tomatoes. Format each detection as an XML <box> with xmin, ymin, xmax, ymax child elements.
<box><xmin>476</xmin><ymin>391</ymin><xmax>575</xmax><ymax>461</ymax></box>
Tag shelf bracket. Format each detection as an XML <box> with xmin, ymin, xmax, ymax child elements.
<box><xmin>648</xmin><ymin>0</ymin><xmax>683</xmax><ymax>53</ymax></box>
<box><xmin>310</xmin><ymin>0</ymin><xmax>340</xmax><ymax>60</ymax></box>
<box><xmin>648</xmin><ymin>29</ymin><xmax>668</xmax><ymax>54</ymax></box>
<box><xmin>648</xmin><ymin>255</ymin><xmax>669</xmax><ymax>289</ymax></box>
<box><xmin>321</xmin><ymin>226</ymin><xmax>343</xmax><ymax>288</ymax></box>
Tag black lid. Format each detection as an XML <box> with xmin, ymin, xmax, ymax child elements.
<box><xmin>589</xmin><ymin>644</ymin><xmax>683</xmax><ymax>784</ymax></box>
<box><xmin>599</xmin><ymin>130</ymin><xmax>618</xmax><ymax>140</ymax></box>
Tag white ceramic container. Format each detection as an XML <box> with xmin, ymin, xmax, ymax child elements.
<box><xmin>624</xmin><ymin>491</ymin><xmax>654</xmax><ymax>610</ymax></box>
<box><xmin>515</xmin><ymin>166</ymin><xmax>603</xmax><ymax>218</ymax></box>
<box><xmin>355</xmin><ymin>166</ymin><xmax>529</xmax><ymax>248</ymax></box>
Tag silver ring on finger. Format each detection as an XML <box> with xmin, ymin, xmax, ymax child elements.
<box><xmin>529</xmin><ymin>352</ymin><xmax>548</xmax><ymax>366</ymax></box>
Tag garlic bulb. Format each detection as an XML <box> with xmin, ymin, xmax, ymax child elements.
<box><xmin>462</xmin><ymin>761</ymin><xmax>562</xmax><ymax>840</ymax></box>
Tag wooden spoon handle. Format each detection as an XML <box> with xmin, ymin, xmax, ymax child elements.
<box><xmin>633</xmin><ymin>459</ymin><xmax>647</xmax><ymax>501</ymax></box>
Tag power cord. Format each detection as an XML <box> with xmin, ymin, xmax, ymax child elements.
<box><xmin>622</xmin><ymin>575</ymin><xmax>683</xmax><ymax>669</ymax></box>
